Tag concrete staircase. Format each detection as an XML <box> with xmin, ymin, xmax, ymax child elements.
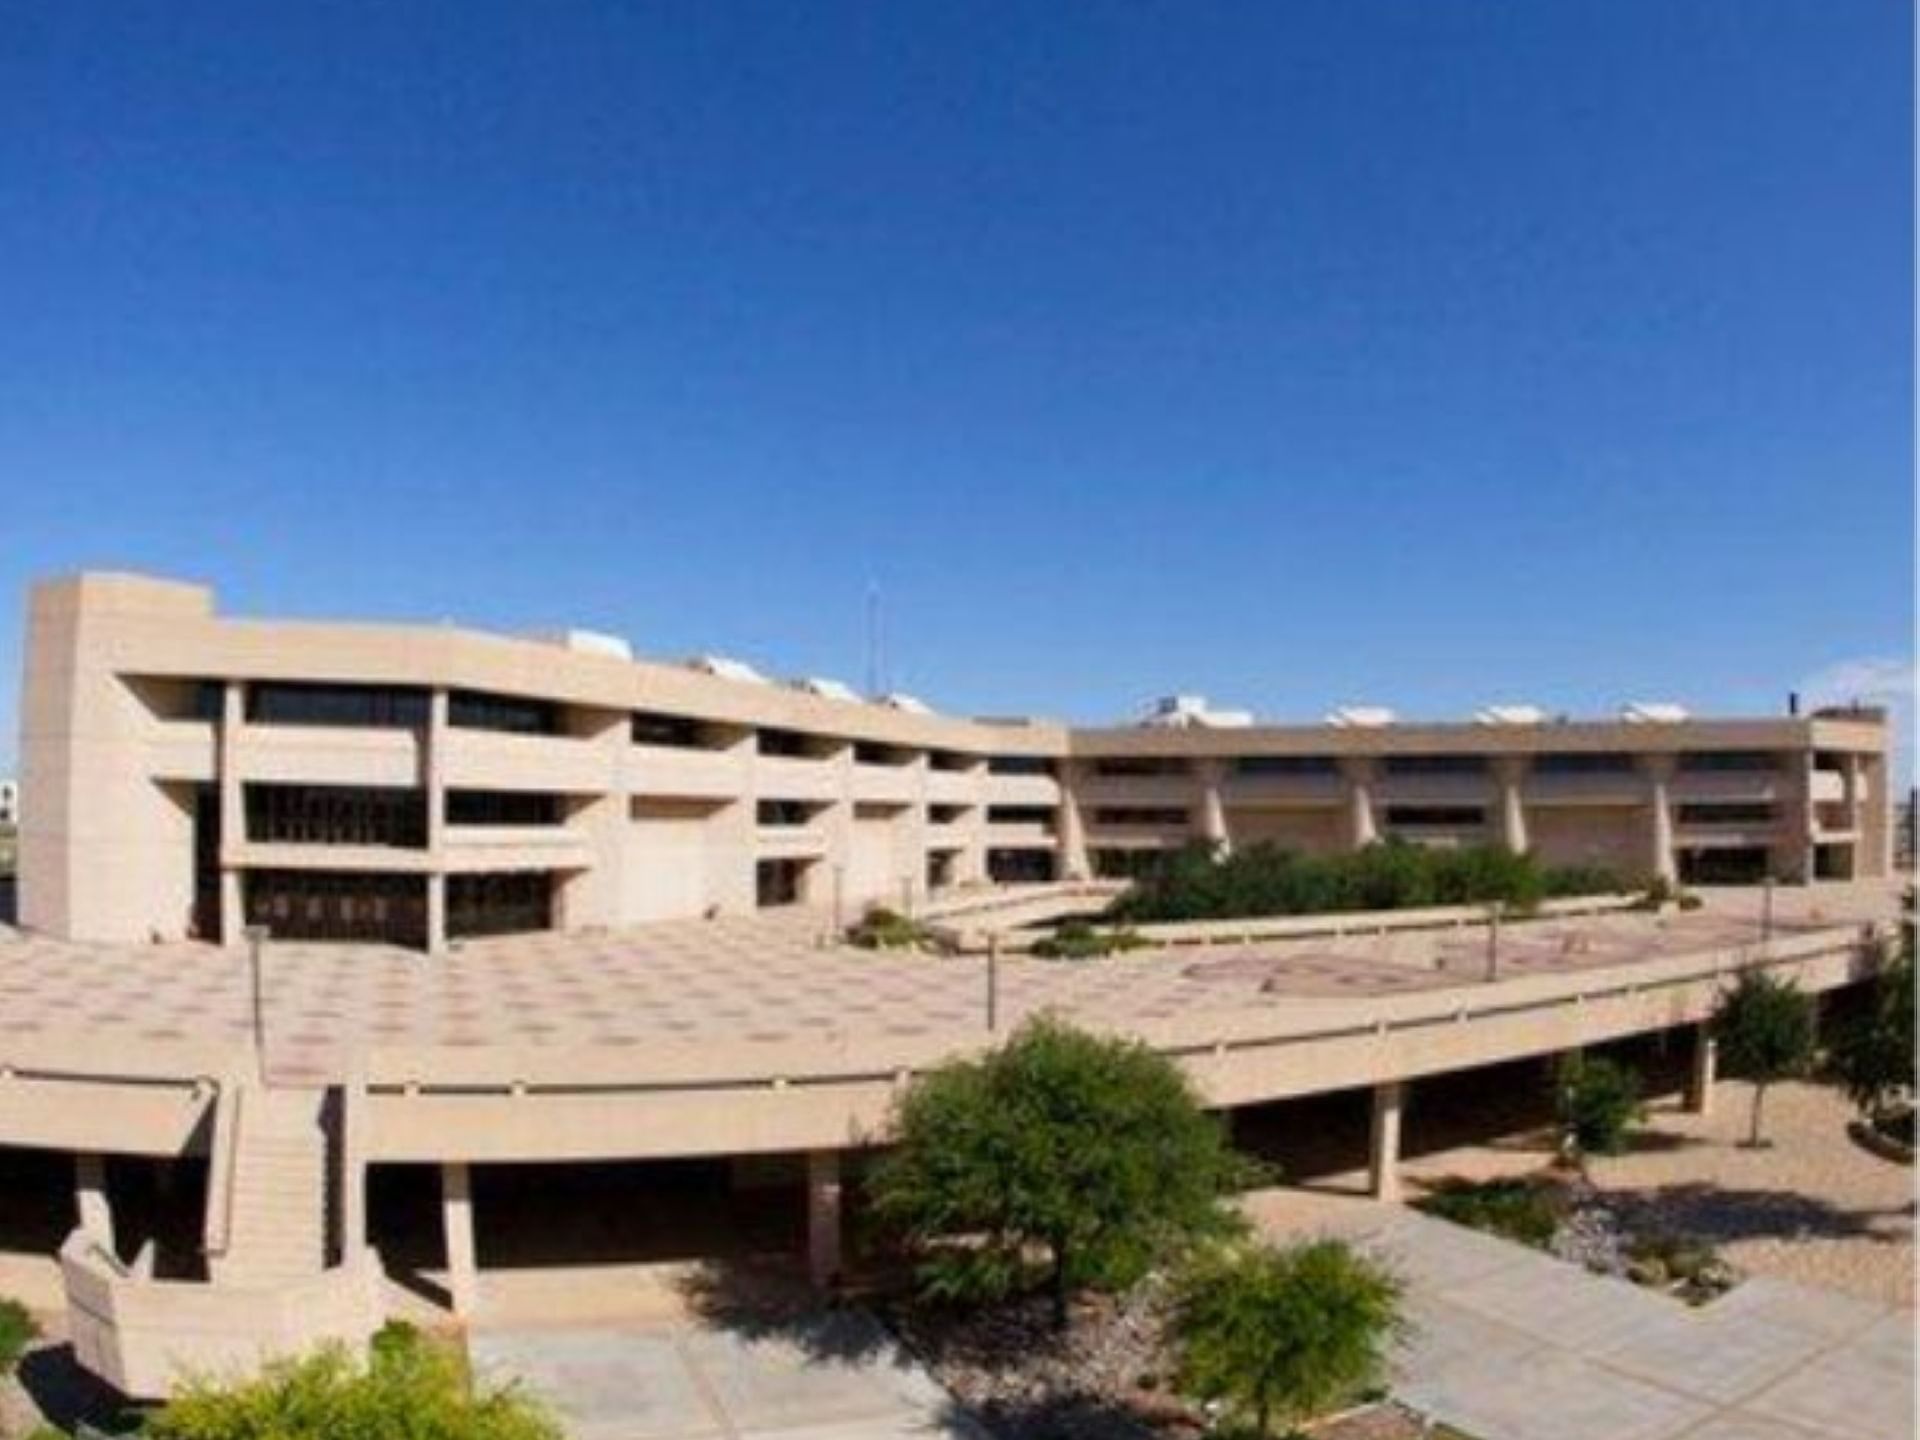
<box><xmin>207</xmin><ymin>1086</ymin><xmax>330</xmax><ymax>1288</ymax></box>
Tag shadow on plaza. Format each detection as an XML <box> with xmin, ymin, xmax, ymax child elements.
<box><xmin>1603</xmin><ymin>1180</ymin><xmax>1917</xmax><ymax>1248</ymax></box>
<box><xmin>674</xmin><ymin>1256</ymin><xmax>919</xmax><ymax>1369</ymax></box>
<box><xmin>17</xmin><ymin>1343</ymin><xmax>142</xmax><ymax>1436</ymax></box>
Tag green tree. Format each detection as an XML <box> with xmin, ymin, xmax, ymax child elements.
<box><xmin>141</xmin><ymin>1329</ymin><xmax>561</xmax><ymax>1440</ymax></box>
<box><xmin>1555</xmin><ymin>1055</ymin><xmax>1646</xmax><ymax>1162</ymax></box>
<box><xmin>1831</xmin><ymin>932</ymin><xmax>1915</xmax><ymax>1127</ymax></box>
<box><xmin>869</xmin><ymin>1016</ymin><xmax>1250</xmax><ymax>1330</ymax></box>
<box><xmin>1712</xmin><ymin>970</ymin><xmax>1818</xmax><ymax>1148</ymax></box>
<box><xmin>1173</xmin><ymin>1239</ymin><xmax>1402</xmax><ymax>1439</ymax></box>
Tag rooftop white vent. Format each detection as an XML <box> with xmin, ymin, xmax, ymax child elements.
<box><xmin>1325</xmin><ymin>706</ymin><xmax>1397</xmax><ymax>728</ymax></box>
<box><xmin>1475</xmin><ymin>704</ymin><xmax>1547</xmax><ymax>726</ymax></box>
<box><xmin>1138</xmin><ymin>695</ymin><xmax>1254</xmax><ymax>729</ymax></box>
<box><xmin>795</xmin><ymin>676</ymin><xmax>861</xmax><ymax>702</ymax></box>
<box><xmin>1622</xmin><ymin>702</ymin><xmax>1689</xmax><ymax>724</ymax></box>
<box><xmin>880</xmin><ymin>691</ymin><xmax>932</xmax><ymax>715</ymax></box>
<box><xmin>687</xmin><ymin>654</ymin><xmax>769</xmax><ymax>685</ymax></box>
<box><xmin>530</xmin><ymin>628</ymin><xmax>632</xmax><ymax>661</ymax></box>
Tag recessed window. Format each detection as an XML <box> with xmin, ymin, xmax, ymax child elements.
<box><xmin>1385</xmin><ymin>805</ymin><xmax>1486</xmax><ymax>827</ymax></box>
<box><xmin>1092</xmin><ymin>757</ymin><xmax>1189</xmax><ymax>778</ymax></box>
<box><xmin>1677</xmin><ymin>751</ymin><xmax>1780</xmax><ymax>773</ymax></box>
<box><xmin>1233</xmin><ymin>755</ymin><xmax>1339</xmax><ymax>776</ymax></box>
<box><xmin>1534</xmin><ymin>752</ymin><xmax>1636</xmax><ymax>774</ymax></box>
<box><xmin>1093</xmin><ymin>806</ymin><xmax>1190</xmax><ymax>826</ymax></box>
<box><xmin>1382</xmin><ymin>754</ymin><xmax>1488</xmax><ymax>777</ymax></box>
<box><xmin>244</xmin><ymin>784</ymin><xmax>426</xmax><ymax>848</ymax></box>
<box><xmin>1676</xmin><ymin>802</ymin><xmax>1776</xmax><ymax>826</ymax></box>
<box><xmin>246</xmin><ymin>682</ymin><xmax>428</xmax><ymax>729</ymax></box>
<box><xmin>449</xmin><ymin>689</ymin><xmax>559</xmax><ymax>735</ymax></box>
<box><xmin>987</xmin><ymin>755</ymin><xmax>1053</xmax><ymax>776</ymax></box>
<box><xmin>988</xmin><ymin>805</ymin><xmax>1056</xmax><ymax>826</ymax></box>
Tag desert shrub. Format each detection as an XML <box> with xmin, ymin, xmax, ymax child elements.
<box><xmin>1173</xmin><ymin>1239</ymin><xmax>1402</xmax><ymax>1439</ymax></box>
<box><xmin>869</xmin><ymin>1016</ymin><xmax>1254</xmax><ymax>1329</ymax></box>
<box><xmin>1111</xmin><ymin>841</ymin><xmax>1623</xmax><ymax>924</ymax></box>
<box><xmin>140</xmin><ymin>1332</ymin><xmax>560</xmax><ymax>1440</ymax></box>
<box><xmin>1555</xmin><ymin>1056</ymin><xmax>1646</xmax><ymax>1161</ymax></box>
<box><xmin>0</xmin><ymin>1296</ymin><xmax>38</xmax><ymax>1373</ymax></box>
<box><xmin>847</xmin><ymin>905</ymin><xmax>933</xmax><ymax>951</ymax></box>
<box><xmin>1413</xmin><ymin>1177</ymin><xmax>1560</xmax><ymax>1249</ymax></box>
<box><xmin>1029</xmin><ymin>919</ymin><xmax>1150</xmax><ymax>960</ymax></box>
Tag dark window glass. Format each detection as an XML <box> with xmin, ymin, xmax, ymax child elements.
<box><xmin>1385</xmin><ymin>805</ymin><xmax>1487</xmax><ymax>827</ymax></box>
<box><xmin>988</xmin><ymin>805</ymin><xmax>1056</xmax><ymax>825</ymax></box>
<box><xmin>929</xmin><ymin>804</ymin><xmax>968</xmax><ymax>824</ymax></box>
<box><xmin>1093</xmin><ymin>848</ymin><xmax>1169</xmax><ymax>880</ymax></box>
<box><xmin>987</xmin><ymin>848</ymin><xmax>1057</xmax><ymax>883</ymax></box>
<box><xmin>1382</xmin><ymin>754</ymin><xmax>1489</xmax><ymax>776</ymax></box>
<box><xmin>449</xmin><ymin>690</ymin><xmax>558</xmax><ymax>735</ymax></box>
<box><xmin>445</xmin><ymin>791</ymin><xmax>560</xmax><ymax>826</ymax></box>
<box><xmin>1677</xmin><ymin>751</ymin><xmax>1780</xmax><ymax>773</ymax></box>
<box><xmin>1093</xmin><ymin>806</ymin><xmax>1190</xmax><ymax>826</ymax></box>
<box><xmin>1092</xmin><ymin>757</ymin><xmax>1189</xmax><ymax>778</ymax></box>
<box><xmin>929</xmin><ymin>750</ymin><xmax>972</xmax><ymax>772</ymax></box>
<box><xmin>245</xmin><ymin>870</ymin><xmax>428</xmax><ymax>947</ymax></box>
<box><xmin>756</xmin><ymin>858</ymin><xmax>805</xmax><ymax>907</ymax></box>
<box><xmin>759</xmin><ymin>729</ymin><xmax>821</xmax><ymax>758</ymax></box>
<box><xmin>632</xmin><ymin>711</ymin><xmax>711</xmax><ymax>748</ymax></box>
<box><xmin>244</xmin><ymin>784</ymin><xmax>427</xmax><ymax>848</ymax></box>
<box><xmin>756</xmin><ymin>800</ymin><xmax>815</xmax><ymax>827</ymax></box>
<box><xmin>987</xmin><ymin>755</ymin><xmax>1054</xmax><ymax>776</ymax></box>
<box><xmin>246</xmin><ymin>683</ymin><xmax>428</xmax><ymax>728</ymax></box>
<box><xmin>1534</xmin><ymin>752</ymin><xmax>1636</xmax><ymax>774</ymax></box>
<box><xmin>447</xmin><ymin>871</ymin><xmax>552</xmax><ymax>939</ymax></box>
<box><xmin>1676</xmin><ymin>802</ymin><xmax>1776</xmax><ymax>826</ymax></box>
<box><xmin>1233</xmin><ymin>755</ymin><xmax>1339</xmax><ymax>776</ymax></box>
<box><xmin>854</xmin><ymin>741</ymin><xmax>913</xmax><ymax>765</ymax></box>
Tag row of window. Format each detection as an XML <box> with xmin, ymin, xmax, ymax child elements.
<box><xmin>245</xmin><ymin>785</ymin><xmax>562</xmax><ymax>846</ymax></box>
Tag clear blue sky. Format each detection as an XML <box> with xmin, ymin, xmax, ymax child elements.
<box><xmin>2</xmin><ymin>2</ymin><xmax>1912</xmax><ymax>771</ymax></box>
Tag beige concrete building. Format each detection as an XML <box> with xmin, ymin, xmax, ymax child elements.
<box><xmin>20</xmin><ymin>572</ymin><xmax>1893</xmax><ymax>952</ymax></box>
<box><xmin>2</xmin><ymin>571</ymin><xmax>1904</xmax><ymax>1399</ymax></box>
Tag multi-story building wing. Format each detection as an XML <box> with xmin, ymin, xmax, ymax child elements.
<box><xmin>19</xmin><ymin>572</ymin><xmax>1893</xmax><ymax>949</ymax></box>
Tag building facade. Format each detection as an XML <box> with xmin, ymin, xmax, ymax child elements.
<box><xmin>19</xmin><ymin>572</ymin><xmax>1895</xmax><ymax>949</ymax></box>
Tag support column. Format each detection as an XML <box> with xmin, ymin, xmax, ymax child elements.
<box><xmin>1368</xmin><ymin>1081</ymin><xmax>1405</xmax><ymax>1203</ymax></box>
<box><xmin>1685</xmin><ymin>1027</ymin><xmax>1716</xmax><ymax>1117</ymax></box>
<box><xmin>1343</xmin><ymin>760</ymin><xmax>1379</xmax><ymax>850</ymax></box>
<box><xmin>441</xmin><ymin>1161</ymin><xmax>479</xmax><ymax>1318</ymax></box>
<box><xmin>1196</xmin><ymin>760</ymin><xmax>1231</xmax><ymax>855</ymax></box>
<box><xmin>425</xmin><ymin>689</ymin><xmax>449</xmax><ymax>952</ymax></box>
<box><xmin>1644</xmin><ymin>755</ymin><xmax>1677</xmax><ymax>885</ymax></box>
<box><xmin>218</xmin><ymin>681</ymin><xmax>246</xmax><ymax>945</ymax></box>
<box><xmin>75</xmin><ymin>1153</ymin><xmax>115</xmax><ymax>1253</ymax></box>
<box><xmin>1056</xmin><ymin>761</ymin><xmax>1091</xmax><ymax>882</ymax></box>
<box><xmin>805</xmin><ymin>1150</ymin><xmax>844</xmax><ymax>1289</ymax></box>
<box><xmin>1495</xmin><ymin>757</ymin><xmax>1530</xmax><ymax>854</ymax></box>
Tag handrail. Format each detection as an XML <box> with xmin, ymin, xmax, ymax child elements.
<box><xmin>201</xmin><ymin>1079</ymin><xmax>243</xmax><ymax>1260</ymax></box>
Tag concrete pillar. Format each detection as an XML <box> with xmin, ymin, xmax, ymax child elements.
<box><xmin>805</xmin><ymin>1150</ymin><xmax>844</xmax><ymax>1289</ymax></box>
<box><xmin>1644</xmin><ymin>756</ymin><xmax>1677</xmax><ymax>884</ymax></box>
<box><xmin>1343</xmin><ymin>760</ymin><xmax>1379</xmax><ymax>851</ymax></box>
<box><xmin>441</xmin><ymin>1161</ymin><xmax>479</xmax><ymax>1317</ymax></box>
<box><xmin>218</xmin><ymin>681</ymin><xmax>246</xmax><ymax>945</ymax></box>
<box><xmin>1685</xmin><ymin>1027</ymin><xmax>1716</xmax><ymax>1117</ymax></box>
<box><xmin>75</xmin><ymin>1153</ymin><xmax>115</xmax><ymax>1253</ymax></box>
<box><xmin>1056</xmin><ymin>762</ymin><xmax>1091</xmax><ymax>882</ymax></box>
<box><xmin>425</xmin><ymin>689</ymin><xmax>449</xmax><ymax>951</ymax></box>
<box><xmin>1197</xmin><ymin>760</ymin><xmax>1231</xmax><ymax>855</ymax></box>
<box><xmin>1368</xmin><ymin>1081</ymin><xmax>1405</xmax><ymax>1203</ymax></box>
<box><xmin>1495</xmin><ymin>758</ymin><xmax>1529</xmax><ymax>854</ymax></box>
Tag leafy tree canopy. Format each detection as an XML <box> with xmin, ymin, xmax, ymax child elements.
<box><xmin>870</xmin><ymin>1016</ymin><xmax>1253</xmax><ymax>1329</ymax></box>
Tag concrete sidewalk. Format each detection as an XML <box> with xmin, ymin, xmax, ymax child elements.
<box><xmin>470</xmin><ymin>1309</ymin><xmax>981</xmax><ymax>1440</ymax></box>
<box><xmin>1257</xmin><ymin>1192</ymin><xmax>1915</xmax><ymax>1440</ymax></box>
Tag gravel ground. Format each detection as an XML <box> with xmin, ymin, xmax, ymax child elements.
<box><xmin>1390</xmin><ymin>1078</ymin><xmax>1915</xmax><ymax>1307</ymax></box>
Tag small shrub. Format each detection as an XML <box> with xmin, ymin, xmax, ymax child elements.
<box><xmin>1173</xmin><ymin>1239</ymin><xmax>1402</xmax><ymax>1439</ymax></box>
<box><xmin>0</xmin><ymin>1296</ymin><xmax>38</xmax><ymax>1372</ymax></box>
<box><xmin>142</xmin><ymin>1336</ymin><xmax>561</xmax><ymax>1440</ymax></box>
<box><xmin>847</xmin><ymin>906</ymin><xmax>933</xmax><ymax>951</ymax></box>
<box><xmin>1414</xmin><ymin>1177</ymin><xmax>1560</xmax><ymax>1250</ymax></box>
<box><xmin>1555</xmin><ymin>1056</ymin><xmax>1646</xmax><ymax>1161</ymax></box>
<box><xmin>1030</xmin><ymin>920</ymin><xmax>1151</xmax><ymax>960</ymax></box>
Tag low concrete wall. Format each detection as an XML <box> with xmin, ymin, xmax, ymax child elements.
<box><xmin>61</xmin><ymin>1232</ymin><xmax>384</xmax><ymax>1399</ymax></box>
<box><xmin>358</xmin><ymin>924</ymin><xmax>1881</xmax><ymax>1164</ymax></box>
